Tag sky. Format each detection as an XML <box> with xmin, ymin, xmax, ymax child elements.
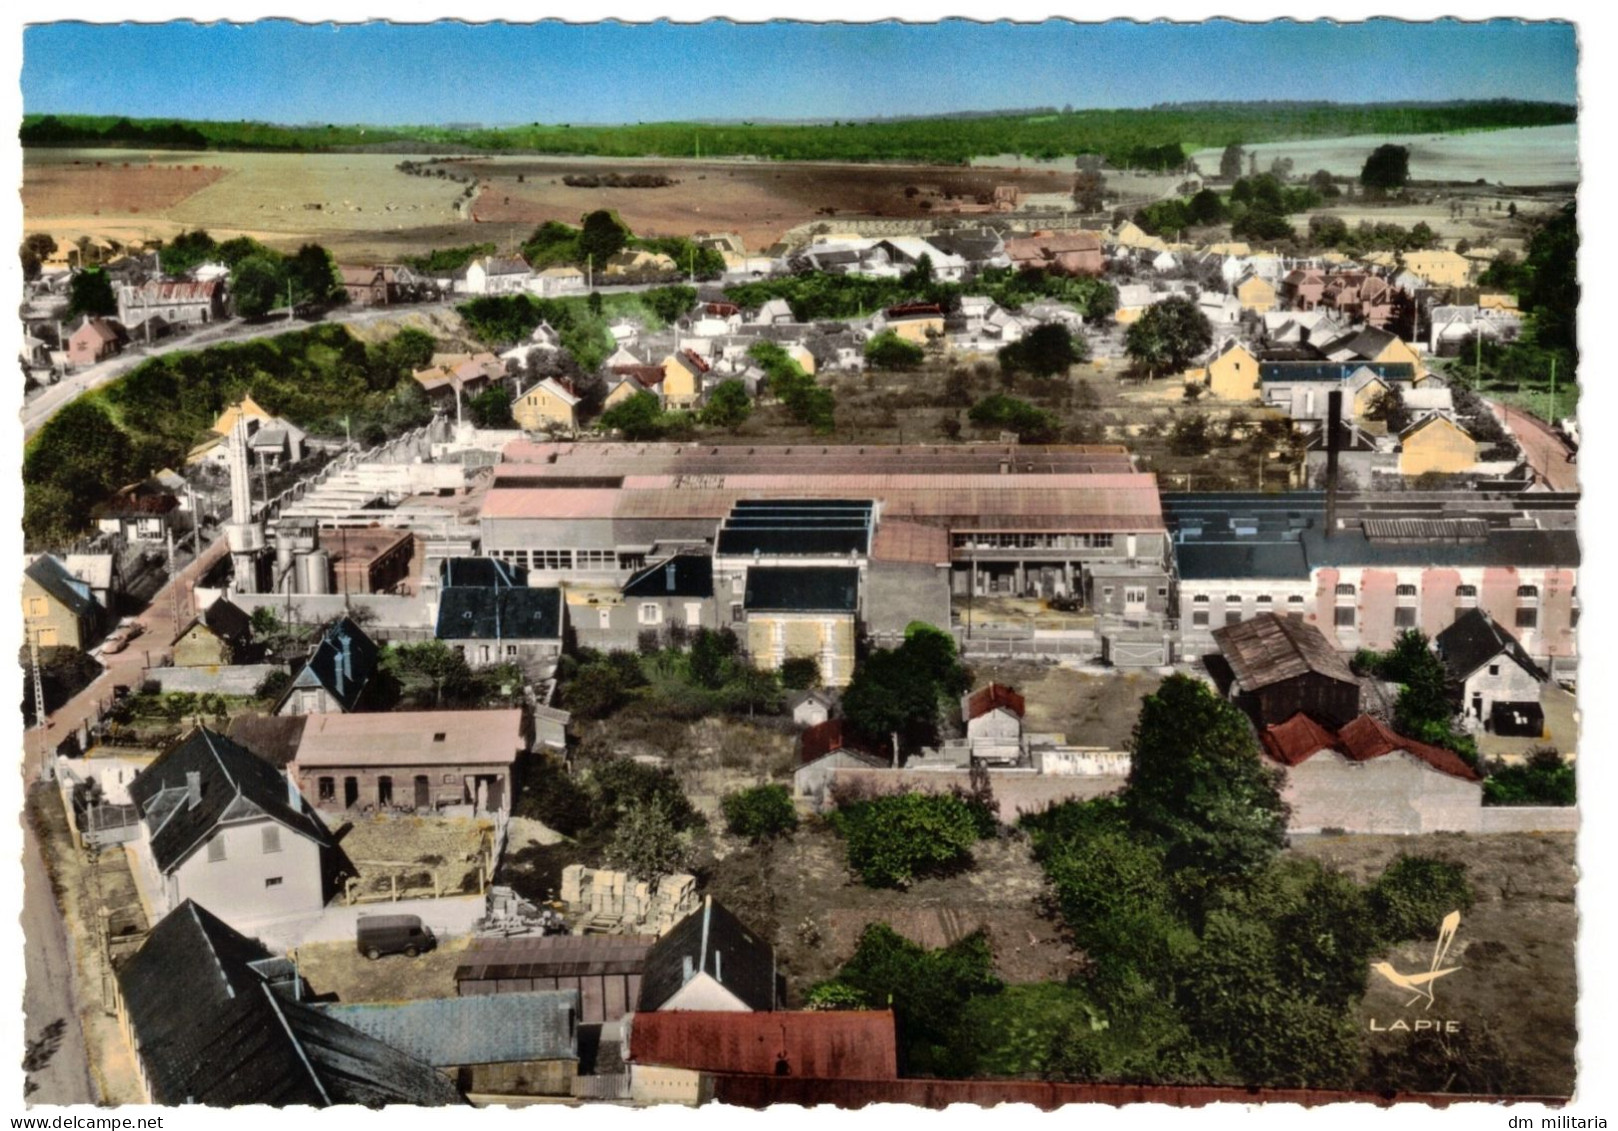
<box><xmin>20</xmin><ymin>18</ymin><xmax>1578</xmax><ymax>127</ymax></box>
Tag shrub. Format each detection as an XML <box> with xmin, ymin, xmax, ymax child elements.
<box><xmin>1367</xmin><ymin>855</ymin><xmax>1474</xmax><ymax>943</ymax></box>
<box><xmin>513</xmin><ymin>754</ymin><xmax>592</xmax><ymax>837</ymax></box>
<box><xmin>833</xmin><ymin>792</ymin><xmax>979</xmax><ymax>888</ymax></box>
<box><xmin>721</xmin><ymin>783</ymin><xmax>799</xmax><ymax>841</ymax></box>
<box><xmin>1482</xmin><ymin>747</ymin><xmax>1575</xmax><ymax>807</ymax></box>
<box><xmin>779</xmin><ymin>656</ymin><xmax>821</xmax><ymax>690</ymax></box>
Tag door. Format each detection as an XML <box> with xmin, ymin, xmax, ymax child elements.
<box><xmin>344</xmin><ymin>777</ymin><xmax>359</xmax><ymax>808</ymax></box>
<box><xmin>414</xmin><ymin>775</ymin><xmax>430</xmax><ymax>809</ymax></box>
<box><xmin>486</xmin><ymin>776</ymin><xmax>505</xmax><ymax>813</ymax></box>
<box><xmin>378</xmin><ymin>776</ymin><xmax>393</xmax><ymax>807</ymax></box>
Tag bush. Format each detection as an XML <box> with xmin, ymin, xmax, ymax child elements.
<box><xmin>1482</xmin><ymin>747</ymin><xmax>1575</xmax><ymax>806</ymax></box>
<box><xmin>779</xmin><ymin>656</ymin><xmax>821</xmax><ymax>690</ymax></box>
<box><xmin>1366</xmin><ymin>855</ymin><xmax>1474</xmax><ymax>943</ymax></box>
<box><xmin>588</xmin><ymin>757</ymin><xmax>701</xmax><ymax>832</ymax></box>
<box><xmin>833</xmin><ymin>792</ymin><xmax>979</xmax><ymax>888</ymax></box>
<box><xmin>513</xmin><ymin>754</ymin><xmax>592</xmax><ymax>837</ymax></box>
<box><xmin>721</xmin><ymin>783</ymin><xmax>799</xmax><ymax>841</ymax></box>
<box><xmin>864</xmin><ymin>331</ymin><xmax>925</xmax><ymax>370</ymax></box>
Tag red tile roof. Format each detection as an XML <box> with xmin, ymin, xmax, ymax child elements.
<box><xmin>885</xmin><ymin>302</ymin><xmax>944</xmax><ymax>318</ymax></box>
<box><xmin>628</xmin><ymin>1010</ymin><xmax>898</xmax><ymax>1080</ymax></box>
<box><xmin>1260</xmin><ymin>713</ymin><xmax>1481</xmax><ymax>782</ymax></box>
<box><xmin>966</xmin><ymin>683</ymin><xmax>1025</xmax><ymax>721</ymax></box>
<box><xmin>799</xmin><ymin>719</ymin><xmax>845</xmax><ymax>764</ymax></box>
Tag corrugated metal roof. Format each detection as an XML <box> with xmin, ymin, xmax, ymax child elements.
<box><xmin>292</xmin><ymin>709</ymin><xmax>523</xmax><ymax>769</ymax></box>
<box><xmin>455</xmin><ymin>935</ymin><xmax>656</xmax><ymax>982</ymax></box>
<box><xmin>317</xmin><ymin>991</ymin><xmax>579</xmax><ymax>1067</ymax></box>
<box><xmin>628</xmin><ymin>1011</ymin><xmax>898</xmax><ymax>1079</ymax></box>
<box><xmin>870</xmin><ymin>521</ymin><xmax>951</xmax><ymax>564</ymax></box>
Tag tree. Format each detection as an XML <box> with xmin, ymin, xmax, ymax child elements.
<box><xmin>721</xmin><ymin>784</ymin><xmax>799</xmax><ymax>841</ymax></box>
<box><xmin>1308</xmin><ymin>169</ymin><xmax>1340</xmax><ymax>197</ymax></box>
<box><xmin>561</xmin><ymin>658</ymin><xmax>631</xmax><ymax>719</ymax></box>
<box><xmin>467</xmin><ymin>387</ymin><xmax>516</xmax><ymax>429</ymax></box>
<box><xmin>589</xmin><ymin>757</ymin><xmax>699</xmax><ymax>832</ymax></box>
<box><xmin>1482</xmin><ymin>747</ymin><xmax>1576</xmax><ymax>807</ymax></box>
<box><xmin>67</xmin><ymin>267</ymin><xmax>117</xmax><ymax>318</ymax></box>
<box><xmin>700</xmin><ymin>379</ymin><xmax>752</xmax><ymax>431</ymax></box>
<box><xmin>19</xmin><ymin>232</ymin><xmax>57</xmax><ymax>281</ymax></box>
<box><xmin>967</xmin><ymin>394</ymin><xmax>1060</xmax><ymax>443</ymax></box>
<box><xmin>513</xmin><ymin>754</ymin><xmax>593</xmax><ymax>837</ymax></box>
<box><xmin>1122</xmin><ymin>674</ymin><xmax>1289</xmax><ymax>909</ymax></box>
<box><xmin>841</xmin><ymin>628</ymin><xmax>968</xmax><ymax>759</ymax></box>
<box><xmin>997</xmin><ymin>323</ymin><xmax>1087</xmax><ymax>378</ymax></box>
<box><xmin>230</xmin><ymin>253</ymin><xmax>285</xmax><ymax>318</ymax></box>
<box><xmin>779</xmin><ymin>655</ymin><xmax>821</xmax><ymax>690</ymax></box>
<box><xmin>1218</xmin><ymin>143</ymin><xmax>1245</xmax><ymax>180</ymax></box>
<box><xmin>1366</xmin><ymin>855</ymin><xmax>1475</xmax><ymax>943</ymax></box>
<box><xmin>1230</xmin><ymin>208</ymin><xmax>1296</xmax><ymax>242</ymax></box>
<box><xmin>597</xmin><ymin>390</ymin><xmax>666</xmax><ymax>440</ymax></box>
<box><xmin>1187</xmin><ymin>188</ymin><xmax>1226</xmax><ymax>226</ymax></box>
<box><xmin>834</xmin><ymin>792</ymin><xmax>980</xmax><ymax>888</ymax></box>
<box><xmin>577</xmin><ymin>209</ymin><xmax>630</xmax><ymax>267</ymax></box>
<box><xmin>384</xmin><ymin>640</ymin><xmax>473</xmax><ymax>707</ymax></box>
<box><xmin>688</xmin><ymin>627</ymin><xmax>739</xmax><ymax>689</ymax></box>
<box><xmin>1072</xmin><ymin>170</ymin><xmax>1107</xmax><ymax>213</ymax></box>
<box><xmin>605</xmin><ymin>794</ymin><xmax>693</xmax><ymax>890</ymax></box>
<box><xmin>1124</xmin><ymin>295</ymin><xmax>1213</xmax><ymax>377</ymax></box>
<box><xmin>1406</xmin><ymin>221</ymin><xmax>1437</xmax><ymax>251</ymax></box>
<box><xmin>1360</xmin><ymin>144</ymin><xmax>1411</xmax><ymax>194</ymax></box>
<box><xmin>1362</xmin><ymin>383</ymin><xmax>1411</xmax><ymax>433</ymax></box>
<box><xmin>287</xmin><ymin>243</ymin><xmax>343</xmax><ymax>308</ymax></box>
<box><xmin>865</xmin><ymin>331</ymin><xmax>925</xmax><ymax>370</ymax></box>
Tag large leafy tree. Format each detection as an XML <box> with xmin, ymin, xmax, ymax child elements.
<box><xmin>597</xmin><ymin>390</ymin><xmax>667</xmax><ymax>440</ymax></box>
<box><xmin>833</xmin><ymin>792</ymin><xmax>981</xmax><ymax>889</ymax></box>
<box><xmin>605</xmin><ymin>794</ymin><xmax>693</xmax><ymax>890</ymax></box>
<box><xmin>67</xmin><ymin>267</ymin><xmax>118</xmax><ymax>318</ymax></box>
<box><xmin>1124</xmin><ymin>295</ymin><xmax>1214</xmax><ymax>377</ymax></box>
<box><xmin>997</xmin><ymin>322</ymin><xmax>1087</xmax><ymax>378</ymax></box>
<box><xmin>1218</xmin><ymin>142</ymin><xmax>1246</xmax><ymax>180</ymax></box>
<box><xmin>230</xmin><ymin>253</ymin><xmax>285</xmax><ymax>318</ymax></box>
<box><xmin>1121</xmin><ymin>674</ymin><xmax>1288</xmax><ymax>907</ymax></box>
<box><xmin>577</xmin><ymin>209</ymin><xmax>630</xmax><ymax>267</ymax></box>
<box><xmin>1360</xmin><ymin>144</ymin><xmax>1411</xmax><ymax>194</ymax></box>
<box><xmin>287</xmin><ymin>243</ymin><xmax>344</xmax><ymax>308</ymax></box>
<box><xmin>700</xmin><ymin>379</ymin><xmax>752</xmax><ymax>431</ymax></box>
<box><xmin>841</xmin><ymin>623</ymin><xmax>970</xmax><ymax>758</ymax></box>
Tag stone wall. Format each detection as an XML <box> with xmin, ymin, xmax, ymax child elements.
<box><xmin>142</xmin><ymin>663</ymin><xmax>281</xmax><ymax>695</ymax></box>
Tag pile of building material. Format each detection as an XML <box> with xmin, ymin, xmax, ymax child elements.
<box><xmin>560</xmin><ymin>865</ymin><xmax>698</xmax><ymax>937</ymax></box>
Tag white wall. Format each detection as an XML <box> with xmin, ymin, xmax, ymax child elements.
<box><xmin>657</xmin><ymin>973</ymin><xmax>750</xmax><ymax>1012</ymax></box>
<box><xmin>1282</xmin><ymin>751</ymin><xmax>1482</xmax><ymax>835</ymax></box>
<box><xmin>1461</xmin><ymin>656</ymin><xmax>1542</xmax><ymax>722</ymax></box>
<box><xmin>170</xmin><ymin>819</ymin><xmax>326</xmax><ymax>925</ymax></box>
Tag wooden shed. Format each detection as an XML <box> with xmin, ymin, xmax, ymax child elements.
<box><xmin>454</xmin><ymin>934</ymin><xmax>656</xmax><ymax>1025</ymax></box>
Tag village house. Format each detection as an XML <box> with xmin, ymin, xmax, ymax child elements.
<box><xmin>1258</xmin><ymin>712</ymin><xmax>1483</xmax><ymax>835</ymax></box>
<box><xmin>743</xmin><ymin>567</ymin><xmax>860</xmax><ymax>687</ymax></box>
<box><xmin>435</xmin><ymin>584</ymin><xmax>564</xmax><ymax>668</ymax></box>
<box><xmin>1392</xmin><ymin>248</ymin><xmax>1473</xmax><ymax>289</ymax></box>
<box><xmin>789</xmin><ymin>688</ymin><xmax>835</xmax><ymax>728</ymax></box>
<box><xmin>190</xmin><ymin>396</ymin><xmax>308</xmax><ymax>468</ymax></box>
<box><xmin>872</xmin><ymin>302</ymin><xmax>946</xmax><ymax>344</ymax></box>
<box><xmin>499</xmin><ymin>322</ymin><xmax>563</xmax><ymax>371</ymax></box>
<box><xmin>337</xmin><ymin>264</ymin><xmax>429</xmax><ymax>306</ymax></box>
<box><xmin>660</xmin><ymin>349</ymin><xmax>709</xmax><ymax>407</ymax></box>
<box><xmin>23</xmin><ymin>554</ymin><xmax>103</xmax><ymax>650</ymax></box>
<box><xmin>94</xmin><ymin>479</ymin><xmax>182</xmax><ymax>542</ymax></box>
<box><xmin>1316</xmin><ymin>325</ymin><xmax>1427</xmax><ymax>379</ymax></box>
<box><xmin>66</xmin><ymin>316</ymin><xmax>125</xmax><ymax>367</ymax></box>
<box><xmin>115</xmin><ymin>901</ymin><xmax>462</xmax><ymax>1106</ymax></box>
<box><xmin>1202</xmin><ymin>339</ymin><xmax>1261</xmax><ymax>400</ymax></box>
<box><xmin>289</xmin><ymin>708</ymin><xmax>526</xmax><ymax>815</ymax></box>
<box><xmin>793</xmin><ymin>720</ymin><xmax>889</xmax><ymax>804</ymax></box>
<box><xmin>316</xmin><ymin>991</ymin><xmax>579</xmax><ymax>1098</ymax></box>
<box><xmin>1210</xmin><ymin>612</ymin><xmax>1362</xmax><ymax>729</ymax></box>
<box><xmin>1434</xmin><ymin>608</ymin><xmax>1548</xmax><ymax>735</ymax></box>
<box><xmin>126</xmin><ymin>728</ymin><xmax>338</xmax><ymax>930</ymax></box>
<box><xmin>1428</xmin><ymin>304</ymin><xmax>1524</xmax><ymax>356</ymax></box>
<box><xmin>961</xmin><ymin>683</ymin><xmax>1026</xmax><ymax>763</ymax></box>
<box><xmin>1003</xmin><ymin>230</ymin><xmax>1105</xmax><ymax>276</ymax></box>
<box><xmin>1398</xmin><ymin>413</ymin><xmax>1479</xmax><ymax>477</ymax></box>
<box><xmin>639</xmin><ymin>897</ymin><xmax>778</xmax><ymax>1012</ymax></box>
<box><xmin>274</xmin><ymin>616</ymin><xmax>380</xmax><ymax>716</ymax></box>
<box><xmin>1235</xmin><ymin>271</ymin><xmax>1278</xmax><ymax>313</ymax></box>
<box><xmin>603</xmin><ymin>370</ymin><xmax>664</xmax><ymax>410</ymax></box>
<box><xmin>414</xmin><ymin>352</ymin><xmax>505</xmax><ymax>412</ymax></box>
<box><xmin>60</xmin><ymin>552</ymin><xmax>123</xmax><ymax>614</ymax></box>
<box><xmin>512</xmin><ymin>376</ymin><xmax>582</xmax><ymax>432</ymax></box>
<box><xmin>529</xmin><ymin>264</ymin><xmax>587</xmax><ymax>296</ymax></box>
<box><xmin>571</xmin><ymin>553</ymin><xmax>717</xmax><ymax>653</ymax></box>
<box><xmin>171</xmin><ymin>596</ymin><xmax>254</xmax><ymax>667</ymax></box>
<box><xmin>456</xmin><ymin>255</ymin><xmax>532</xmax><ymax>296</ymax></box>
<box><xmin>1198</xmin><ymin>291</ymin><xmax>1244</xmax><ymax>327</ymax></box>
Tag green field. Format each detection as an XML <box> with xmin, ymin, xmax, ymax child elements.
<box><xmin>22</xmin><ymin>100</ymin><xmax>1576</xmax><ymax>166</ymax></box>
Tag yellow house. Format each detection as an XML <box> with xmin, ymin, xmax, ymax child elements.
<box><xmin>661</xmin><ymin>351</ymin><xmax>709</xmax><ymax>407</ymax></box>
<box><xmin>1113</xmin><ymin>221</ymin><xmax>1167</xmax><ymax>253</ymax></box>
<box><xmin>23</xmin><ymin>555</ymin><xmax>100</xmax><ymax>650</ymax></box>
<box><xmin>1399</xmin><ymin>414</ymin><xmax>1478</xmax><ymax>476</ymax></box>
<box><xmin>512</xmin><ymin>378</ymin><xmax>581</xmax><ymax>432</ymax></box>
<box><xmin>1235</xmin><ymin>274</ymin><xmax>1278</xmax><ymax>314</ymax></box>
<box><xmin>1348</xmin><ymin>372</ymin><xmax>1394</xmax><ymax>433</ymax></box>
<box><xmin>603</xmin><ymin>374</ymin><xmax>659</xmax><ymax>409</ymax></box>
<box><xmin>742</xmin><ymin>566</ymin><xmax>860</xmax><ymax>687</ymax></box>
<box><xmin>1400</xmin><ymin>250</ymin><xmax>1472</xmax><ymax>289</ymax></box>
<box><xmin>212</xmin><ymin>394</ymin><xmax>275</xmax><ymax>437</ymax></box>
<box><xmin>1367</xmin><ymin>335</ymin><xmax>1426</xmax><ymax>380</ymax></box>
<box><xmin>1479</xmin><ymin>292</ymin><xmax>1521</xmax><ymax>314</ymax></box>
<box><xmin>1203</xmin><ymin>341</ymin><xmax>1261</xmax><ymax>401</ymax></box>
<box><xmin>171</xmin><ymin>598</ymin><xmax>252</xmax><ymax>667</ymax></box>
<box><xmin>604</xmin><ymin>249</ymin><xmax>678</xmax><ymax>277</ymax></box>
<box><xmin>1206</xmin><ymin>241</ymin><xmax>1253</xmax><ymax>257</ymax></box>
<box><xmin>785</xmin><ymin>343</ymin><xmax>818</xmax><ymax>376</ymax></box>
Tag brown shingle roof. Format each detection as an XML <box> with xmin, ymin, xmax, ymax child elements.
<box><xmin>1212</xmin><ymin>613</ymin><xmax>1356</xmax><ymax>691</ymax></box>
<box><xmin>1260</xmin><ymin>712</ymin><xmax>1480</xmax><ymax>782</ymax></box>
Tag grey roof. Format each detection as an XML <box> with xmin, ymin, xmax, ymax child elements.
<box><xmin>455</xmin><ymin>934</ymin><xmax>656</xmax><ymax>982</ymax></box>
<box><xmin>278</xmin><ymin>616</ymin><xmax>379</xmax><ymax>713</ymax></box>
<box><xmin>1212</xmin><ymin>613</ymin><xmax>1357</xmax><ymax>691</ymax></box>
<box><xmin>226</xmin><ymin>714</ymin><xmax>309</xmax><ymax>769</ymax></box>
<box><xmin>1435</xmin><ymin>609</ymin><xmax>1548</xmax><ymax>684</ymax></box>
<box><xmin>117</xmin><ymin>901</ymin><xmax>461</xmax><ymax>1107</ymax></box>
<box><xmin>316</xmin><ymin>991</ymin><xmax>580</xmax><ymax>1067</ymax></box>
<box><xmin>743</xmin><ymin>567</ymin><xmax>860</xmax><ymax>614</ymax></box>
<box><xmin>129</xmin><ymin>728</ymin><xmax>332</xmax><ymax>874</ymax></box>
<box><xmin>436</xmin><ymin>586</ymin><xmax>562</xmax><ymax>641</ymax></box>
<box><xmin>1317</xmin><ymin>326</ymin><xmax>1400</xmax><ymax>361</ymax></box>
<box><xmin>623</xmin><ymin>553</ymin><xmax>714</xmax><ymax>599</ymax></box>
<box><xmin>441</xmin><ymin>556</ymin><xmax>529</xmax><ymax>588</ymax></box>
<box><xmin>716</xmin><ymin>499</ymin><xmax>874</xmax><ymax>557</ymax></box>
<box><xmin>639</xmin><ymin>897</ymin><xmax>776</xmax><ymax>1012</ymax></box>
<box><xmin>180</xmin><ymin>596</ymin><xmax>252</xmax><ymax>647</ymax></box>
<box><xmin>24</xmin><ymin>555</ymin><xmax>99</xmax><ymax>619</ymax></box>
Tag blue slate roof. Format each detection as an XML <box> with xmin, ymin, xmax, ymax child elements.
<box><xmin>317</xmin><ymin>991</ymin><xmax>580</xmax><ymax>1067</ymax></box>
<box><xmin>743</xmin><ymin>567</ymin><xmax>860</xmax><ymax>613</ymax></box>
<box><xmin>436</xmin><ymin>586</ymin><xmax>563</xmax><ymax>641</ymax></box>
<box><xmin>441</xmin><ymin>556</ymin><xmax>528</xmax><ymax>588</ymax></box>
<box><xmin>279</xmin><ymin>616</ymin><xmax>379</xmax><ymax>713</ymax></box>
<box><xmin>1259</xmin><ymin>361</ymin><xmax>1415</xmax><ymax>383</ymax></box>
<box><xmin>716</xmin><ymin>499</ymin><xmax>875</xmax><ymax>557</ymax></box>
<box><xmin>623</xmin><ymin>553</ymin><xmax>714</xmax><ymax>599</ymax></box>
<box><xmin>25</xmin><ymin>554</ymin><xmax>99</xmax><ymax>619</ymax></box>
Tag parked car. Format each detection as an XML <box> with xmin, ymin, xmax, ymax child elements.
<box><xmin>101</xmin><ymin>619</ymin><xmax>145</xmax><ymax>655</ymax></box>
<box><xmin>356</xmin><ymin>913</ymin><xmax>437</xmax><ymax>960</ymax></box>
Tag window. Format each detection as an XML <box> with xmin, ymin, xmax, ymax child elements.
<box><xmin>731</xmin><ymin>603</ymin><xmax>744</xmax><ymax>623</ymax></box>
<box><xmin>1572</xmin><ymin>606</ymin><xmax>1581</xmax><ymax>629</ymax></box>
<box><xmin>317</xmin><ymin>777</ymin><xmax>335</xmax><ymax>802</ymax></box>
<box><xmin>1256</xmin><ymin>595</ymin><xmax>1273</xmax><ymax>605</ymax></box>
<box><xmin>575</xmin><ymin>549</ymin><xmax>616</xmax><ymax>569</ymax></box>
<box><xmin>731</xmin><ymin>574</ymin><xmax>745</xmax><ymax>594</ymax></box>
<box><xmin>442</xmin><ymin>773</ymin><xmax>457</xmax><ymax>784</ymax></box>
<box><xmin>1102</xmin><ymin>587</ymin><xmax>1114</xmax><ymax>599</ymax></box>
<box><xmin>207</xmin><ymin>836</ymin><xmax>226</xmax><ymax>863</ymax></box>
<box><xmin>1517</xmin><ymin>585</ymin><xmax>1540</xmax><ymax>600</ymax></box>
<box><xmin>1157</xmin><ymin>587</ymin><xmax>1169</xmax><ymax>597</ymax></box>
<box><xmin>1192</xmin><ymin>611</ymin><xmax>1210</xmax><ymax>627</ymax></box>
<box><xmin>1396</xmin><ymin>584</ymin><xmax>1418</xmax><ymax>599</ymax></box>
<box><xmin>534</xmin><ymin>549</ymin><xmax>571</xmax><ymax>570</ymax></box>
<box><xmin>1335</xmin><ymin>583</ymin><xmax>1356</xmax><ymax>598</ymax></box>
<box><xmin>1225</xmin><ymin>594</ymin><xmax>1243</xmax><ymax>604</ymax></box>
<box><xmin>1225</xmin><ymin>610</ymin><xmax>1244</xmax><ymax>626</ymax></box>
<box><xmin>1288</xmin><ymin>595</ymin><xmax>1306</xmax><ymax>606</ymax></box>
<box><xmin>25</xmin><ymin>597</ymin><xmax>46</xmax><ymax>618</ymax></box>
<box><xmin>639</xmin><ymin>603</ymin><xmax>663</xmax><ymax>625</ymax></box>
<box><xmin>265</xmin><ymin>877</ymin><xmax>283</xmax><ymax>888</ymax></box>
<box><xmin>1488</xmin><ymin>664</ymin><xmax>1501</xmax><ymax>677</ymax></box>
<box><xmin>1193</xmin><ymin>595</ymin><xmax>1210</xmax><ymax>605</ymax></box>
<box><xmin>1456</xmin><ymin>585</ymin><xmax>1478</xmax><ymax>600</ymax></box>
<box><xmin>1394</xmin><ymin>606</ymin><xmax>1417</xmax><ymax>628</ymax></box>
<box><xmin>1515</xmin><ymin>607</ymin><xmax>1538</xmax><ymax>630</ymax></box>
<box><xmin>1334</xmin><ymin>607</ymin><xmax>1356</xmax><ymax>628</ymax></box>
<box><xmin>261</xmin><ymin>827</ymin><xmax>281</xmax><ymax>854</ymax></box>
<box><xmin>506</xmin><ymin>645</ymin><xmax>519</xmax><ymax>657</ymax></box>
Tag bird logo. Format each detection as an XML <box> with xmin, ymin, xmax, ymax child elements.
<box><xmin>1371</xmin><ymin>910</ymin><xmax>1462</xmax><ymax>1011</ymax></box>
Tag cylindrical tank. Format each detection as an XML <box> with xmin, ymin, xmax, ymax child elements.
<box><xmin>297</xmin><ymin>549</ymin><xmax>332</xmax><ymax>595</ymax></box>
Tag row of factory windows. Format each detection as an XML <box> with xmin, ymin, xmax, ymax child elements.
<box><xmin>1189</xmin><ymin>584</ymin><xmax>1568</xmax><ymax>631</ymax></box>
<box><xmin>950</xmin><ymin>533</ymin><xmax>1117</xmax><ymax>550</ymax></box>
<box><xmin>487</xmin><ymin>549</ymin><xmax>641</xmax><ymax>571</ymax></box>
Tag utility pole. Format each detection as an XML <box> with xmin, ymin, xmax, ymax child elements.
<box><xmin>287</xmin><ymin>279</ymin><xmax>295</xmax><ymax>324</ymax></box>
<box><xmin>29</xmin><ymin>628</ymin><xmax>49</xmax><ymax>778</ymax></box>
<box><xmin>1549</xmin><ymin>355</ymin><xmax>1557</xmax><ymax>422</ymax></box>
<box><xmin>1474</xmin><ymin>330</ymin><xmax>1481</xmax><ymax>391</ymax></box>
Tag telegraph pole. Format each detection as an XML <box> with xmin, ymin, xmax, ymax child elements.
<box><xmin>29</xmin><ymin>628</ymin><xmax>49</xmax><ymax>778</ymax></box>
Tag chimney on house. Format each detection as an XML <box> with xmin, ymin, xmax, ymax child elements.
<box><xmin>665</xmin><ymin>562</ymin><xmax>677</xmax><ymax>593</ymax></box>
<box><xmin>286</xmin><ymin>771</ymin><xmax>301</xmax><ymax>809</ymax></box>
<box><xmin>186</xmin><ymin>771</ymin><xmax>202</xmax><ymax>809</ymax></box>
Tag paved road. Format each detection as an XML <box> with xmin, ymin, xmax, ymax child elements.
<box><xmin>1498</xmin><ymin>403</ymin><xmax>1579</xmax><ymax>492</ymax></box>
<box><xmin>21</xmin><ymin>805</ymin><xmax>96</xmax><ymax>1106</ymax></box>
<box><xmin>21</xmin><ymin>299</ymin><xmax>460</xmax><ymax>438</ymax></box>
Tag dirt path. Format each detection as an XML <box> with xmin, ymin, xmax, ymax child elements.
<box><xmin>1497</xmin><ymin>402</ymin><xmax>1578</xmax><ymax>492</ymax></box>
<box><xmin>20</xmin><ymin>809</ymin><xmax>96</xmax><ymax>1105</ymax></box>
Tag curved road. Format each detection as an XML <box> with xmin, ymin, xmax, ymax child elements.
<box><xmin>1497</xmin><ymin>403</ymin><xmax>1579</xmax><ymax>492</ymax></box>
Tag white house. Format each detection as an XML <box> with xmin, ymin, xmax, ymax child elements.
<box><xmin>457</xmin><ymin>256</ymin><xmax>532</xmax><ymax>296</ymax></box>
<box><xmin>1435</xmin><ymin>608</ymin><xmax>1548</xmax><ymax>732</ymax></box>
<box><xmin>638</xmin><ymin>897</ymin><xmax>776</xmax><ymax>1012</ymax></box>
<box><xmin>126</xmin><ymin>729</ymin><xmax>336</xmax><ymax>932</ymax></box>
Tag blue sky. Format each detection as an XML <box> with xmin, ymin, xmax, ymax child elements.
<box><xmin>21</xmin><ymin>18</ymin><xmax>1577</xmax><ymax>127</ymax></box>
